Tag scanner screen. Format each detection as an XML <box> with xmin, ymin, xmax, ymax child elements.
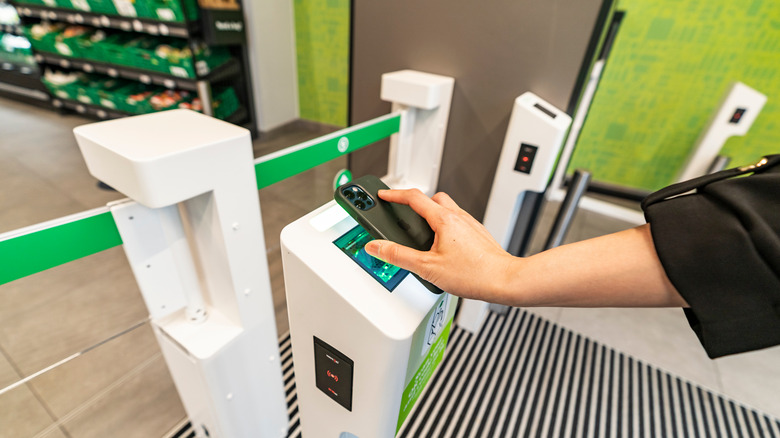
<box><xmin>333</xmin><ymin>225</ymin><xmax>409</xmax><ymax>291</ymax></box>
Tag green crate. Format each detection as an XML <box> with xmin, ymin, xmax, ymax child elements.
<box><xmin>147</xmin><ymin>88</ymin><xmax>194</xmax><ymax>111</ymax></box>
<box><xmin>23</xmin><ymin>24</ymin><xmax>61</xmax><ymax>55</ymax></box>
<box><xmin>91</xmin><ymin>77</ymin><xmax>131</xmax><ymax>109</ymax></box>
<box><xmin>12</xmin><ymin>0</ymin><xmax>52</xmax><ymax>6</ymax></box>
<box><xmin>41</xmin><ymin>71</ymin><xmax>89</xmax><ymax>101</ymax></box>
<box><xmin>87</xmin><ymin>32</ymin><xmax>133</xmax><ymax>64</ymax></box>
<box><xmin>86</xmin><ymin>0</ymin><xmax>119</xmax><ymax>15</ymax></box>
<box><xmin>114</xmin><ymin>37</ymin><xmax>231</xmax><ymax>78</ymax></box>
<box><xmin>23</xmin><ymin>24</ymin><xmax>92</xmax><ymax>58</ymax></box>
<box><xmin>115</xmin><ymin>84</ymin><xmax>156</xmax><ymax>114</ymax></box>
<box><xmin>135</xmin><ymin>0</ymin><xmax>198</xmax><ymax>23</ymax></box>
<box><xmin>212</xmin><ymin>86</ymin><xmax>239</xmax><ymax>120</ymax></box>
<box><xmin>110</xmin><ymin>0</ymin><xmax>141</xmax><ymax>18</ymax></box>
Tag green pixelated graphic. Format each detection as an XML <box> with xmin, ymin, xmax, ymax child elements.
<box><xmin>294</xmin><ymin>0</ymin><xmax>349</xmax><ymax>127</ymax></box>
<box><xmin>569</xmin><ymin>0</ymin><xmax>780</xmax><ymax>190</ymax></box>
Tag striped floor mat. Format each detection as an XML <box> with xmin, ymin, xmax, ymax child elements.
<box><xmin>176</xmin><ymin>308</ymin><xmax>780</xmax><ymax>438</ymax></box>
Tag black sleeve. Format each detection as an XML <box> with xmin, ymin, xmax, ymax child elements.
<box><xmin>641</xmin><ymin>156</ymin><xmax>780</xmax><ymax>358</ymax></box>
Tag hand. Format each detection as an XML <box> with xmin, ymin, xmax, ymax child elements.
<box><xmin>363</xmin><ymin>189</ymin><xmax>515</xmax><ymax>301</ymax></box>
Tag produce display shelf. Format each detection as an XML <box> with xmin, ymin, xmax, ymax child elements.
<box><xmin>1</xmin><ymin>23</ymin><xmax>23</xmax><ymax>34</ymax></box>
<box><xmin>35</xmin><ymin>52</ymin><xmax>240</xmax><ymax>91</ymax></box>
<box><xmin>13</xmin><ymin>3</ymin><xmax>198</xmax><ymax>38</ymax></box>
<box><xmin>51</xmin><ymin>95</ymin><xmax>246</xmax><ymax>124</ymax></box>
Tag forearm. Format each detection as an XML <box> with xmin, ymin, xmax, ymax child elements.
<box><xmin>493</xmin><ymin>224</ymin><xmax>688</xmax><ymax>308</ymax></box>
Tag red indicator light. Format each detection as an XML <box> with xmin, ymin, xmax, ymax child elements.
<box><xmin>522</xmin><ymin>157</ymin><xmax>529</xmax><ymax>162</ymax></box>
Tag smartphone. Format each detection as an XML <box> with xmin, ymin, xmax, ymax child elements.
<box><xmin>335</xmin><ymin>175</ymin><xmax>443</xmax><ymax>294</ymax></box>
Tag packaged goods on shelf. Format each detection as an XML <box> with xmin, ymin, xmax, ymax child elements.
<box><xmin>1</xmin><ymin>33</ymin><xmax>36</xmax><ymax>67</ymax></box>
<box><xmin>42</xmin><ymin>69</ymin><xmax>240</xmax><ymax>120</ymax></box>
<box><xmin>23</xmin><ymin>23</ymin><xmax>91</xmax><ymax>57</ymax></box>
<box><xmin>13</xmin><ymin>0</ymin><xmax>199</xmax><ymax>23</ymax></box>
<box><xmin>0</xmin><ymin>3</ymin><xmax>21</xmax><ymax>26</ymax></box>
<box><xmin>110</xmin><ymin>35</ymin><xmax>231</xmax><ymax>78</ymax></box>
<box><xmin>24</xmin><ymin>24</ymin><xmax>232</xmax><ymax>79</ymax></box>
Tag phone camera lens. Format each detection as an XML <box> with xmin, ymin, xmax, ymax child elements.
<box><xmin>355</xmin><ymin>200</ymin><xmax>365</xmax><ymax>210</ymax></box>
<box><xmin>344</xmin><ymin>190</ymin><xmax>355</xmax><ymax>200</ymax></box>
<box><xmin>357</xmin><ymin>192</ymin><xmax>367</xmax><ymax>200</ymax></box>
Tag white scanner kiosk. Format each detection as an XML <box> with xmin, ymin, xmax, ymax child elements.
<box><xmin>456</xmin><ymin>93</ymin><xmax>572</xmax><ymax>333</ymax></box>
<box><xmin>282</xmin><ymin>70</ymin><xmax>456</xmax><ymax>438</ymax></box>
<box><xmin>282</xmin><ymin>204</ymin><xmax>457</xmax><ymax>437</ymax></box>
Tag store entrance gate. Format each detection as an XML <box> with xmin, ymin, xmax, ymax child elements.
<box><xmin>0</xmin><ymin>69</ymin><xmax>454</xmax><ymax>438</ymax></box>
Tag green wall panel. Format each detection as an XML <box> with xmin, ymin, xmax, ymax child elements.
<box><xmin>294</xmin><ymin>0</ymin><xmax>349</xmax><ymax>127</ymax></box>
<box><xmin>569</xmin><ymin>0</ymin><xmax>780</xmax><ymax>190</ymax></box>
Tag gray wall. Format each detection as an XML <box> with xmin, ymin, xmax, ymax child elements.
<box><xmin>350</xmin><ymin>0</ymin><xmax>608</xmax><ymax>219</ymax></box>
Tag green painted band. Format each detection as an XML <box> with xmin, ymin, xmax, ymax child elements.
<box><xmin>255</xmin><ymin>113</ymin><xmax>401</xmax><ymax>189</ymax></box>
<box><xmin>0</xmin><ymin>211</ymin><xmax>123</xmax><ymax>285</ymax></box>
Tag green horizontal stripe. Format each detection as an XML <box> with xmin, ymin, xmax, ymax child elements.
<box><xmin>0</xmin><ymin>211</ymin><xmax>123</xmax><ymax>285</ymax></box>
<box><xmin>255</xmin><ymin>114</ymin><xmax>401</xmax><ymax>189</ymax></box>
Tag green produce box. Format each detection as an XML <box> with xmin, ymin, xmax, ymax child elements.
<box><xmin>147</xmin><ymin>88</ymin><xmax>194</xmax><ymax>111</ymax></box>
<box><xmin>41</xmin><ymin>71</ymin><xmax>89</xmax><ymax>101</ymax></box>
<box><xmin>119</xmin><ymin>36</ymin><xmax>231</xmax><ymax>78</ymax></box>
<box><xmin>135</xmin><ymin>0</ymin><xmax>198</xmax><ymax>23</ymax></box>
<box><xmin>12</xmin><ymin>0</ymin><xmax>51</xmax><ymax>6</ymax></box>
<box><xmin>86</xmin><ymin>0</ymin><xmax>119</xmax><ymax>15</ymax></box>
<box><xmin>82</xmin><ymin>76</ymin><xmax>127</xmax><ymax>108</ymax></box>
<box><xmin>111</xmin><ymin>0</ymin><xmax>140</xmax><ymax>17</ymax></box>
<box><xmin>115</xmin><ymin>84</ymin><xmax>157</xmax><ymax>114</ymax></box>
<box><xmin>212</xmin><ymin>86</ymin><xmax>239</xmax><ymax>120</ymax></box>
<box><xmin>24</xmin><ymin>24</ymin><xmax>92</xmax><ymax>58</ymax></box>
<box><xmin>59</xmin><ymin>0</ymin><xmax>91</xmax><ymax>12</ymax></box>
<box><xmin>89</xmin><ymin>32</ymin><xmax>134</xmax><ymax>64</ymax></box>
<box><xmin>22</xmin><ymin>23</ymin><xmax>61</xmax><ymax>55</ymax></box>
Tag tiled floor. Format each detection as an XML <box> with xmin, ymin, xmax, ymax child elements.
<box><xmin>1</xmin><ymin>95</ymin><xmax>778</xmax><ymax>438</ymax></box>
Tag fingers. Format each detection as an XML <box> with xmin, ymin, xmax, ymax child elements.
<box><xmin>364</xmin><ymin>239</ymin><xmax>426</xmax><ymax>273</ymax></box>
<box><xmin>431</xmin><ymin>191</ymin><xmax>461</xmax><ymax>210</ymax></box>
<box><xmin>377</xmin><ymin>189</ymin><xmax>443</xmax><ymax>223</ymax></box>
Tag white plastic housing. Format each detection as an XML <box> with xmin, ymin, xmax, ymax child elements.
<box><xmin>74</xmin><ymin>110</ymin><xmax>287</xmax><ymax>438</ymax></box>
<box><xmin>282</xmin><ymin>202</ymin><xmax>456</xmax><ymax>438</ymax></box>
<box><xmin>678</xmin><ymin>81</ymin><xmax>767</xmax><ymax>182</ymax></box>
<box><xmin>381</xmin><ymin>70</ymin><xmax>454</xmax><ymax>195</ymax></box>
<box><xmin>457</xmin><ymin>93</ymin><xmax>571</xmax><ymax>333</ymax></box>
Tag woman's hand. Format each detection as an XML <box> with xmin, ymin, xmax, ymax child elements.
<box><xmin>363</xmin><ymin>189</ymin><xmax>515</xmax><ymax>301</ymax></box>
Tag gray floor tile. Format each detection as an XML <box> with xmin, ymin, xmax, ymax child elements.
<box><xmin>715</xmin><ymin>345</ymin><xmax>780</xmax><ymax>418</ymax></box>
<box><xmin>556</xmin><ymin>307</ymin><xmax>721</xmax><ymax>390</ymax></box>
<box><xmin>0</xmin><ymin>154</ymin><xmax>88</xmax><ymax>234</ymax></box>
<box><xmin>60</xmin><ymin>355</ymin><xmax>186</xmax><ymax>438</ymax></box>
<box><xmin>30</xmin><ymin>322</ymin><xmax>166</xmax><ymax>418</ymax></box>
<box><xmin>0</xmin><ymin>353</ymin><xmax>64</xmax><ymax>438</ymax></box>
<box><xmin>524</xmin><ymin>306</ymin><xmax>562</xmax><ymax>323</ymax></box>
<box><xmin>0</xmin><ymin>247</ymin><xmax>148</xmax><ymax>375</ymax></box>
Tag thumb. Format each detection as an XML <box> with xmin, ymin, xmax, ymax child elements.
<box><xmin>364</xmin><ymin>240</ymin><xmax>425</xmax><ymax>273</ymax></box>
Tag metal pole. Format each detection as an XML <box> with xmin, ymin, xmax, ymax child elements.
<box><xmin>544</xmin><ymin>169</ymin><xmax>592</xmax><ymax>251</ymax></box>
<box><xmin>706</xmin><ymin>155</ymin><xmax>731</xmax><ymax>175</ymax></box>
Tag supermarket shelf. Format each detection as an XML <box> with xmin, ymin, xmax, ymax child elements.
<box><xmin>12</xmin><ymin>3</ymin><xmax>198</xmax><ymax>38</ymax></box>
<box><xmin>0</xmin><ymin>61</ymin><xmax>44</xmax><ymax>85</ymax></box>
<box><xmin>225</xmin><ymin>104</ymin><xmax>247</xmax><ymax>125</ymax></box>
<box><xmin>1</xmin><ymin>59</ymin><xmax>37</xmax><ymax>75</ymax></box>
<box><xmin>1</xmin><ymin>23</ymin><xmax>23</xmax><ymax>35</ymax></box>
<box><xmin>0</xmin><ymin>67</ymin><xmax>48</xmax><ymax>100</ymax></box>
<box><xmin>52</xmin><ymin>96</ymin><xmax>247</xmax><ymax>124</ymax></box>
<box><xmin>35</xmin><ymin>52</ymin><xmax>241</xmax><ymax>90</ymax></box>
<box><xmin>51</xmin><ymin>96</ymin><xmax>129</xmax><ymax>118</ymax></box>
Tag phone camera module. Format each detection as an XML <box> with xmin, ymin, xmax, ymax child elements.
<box><xmin>354</xmin><ymin>200</ymin><xmax>366</xmax><ymax>210</ymax></box>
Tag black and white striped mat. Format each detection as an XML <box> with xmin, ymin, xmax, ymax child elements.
<box><xmin>174</xmin><ymin>308</ymin><xmax>780</xmax><ymax>438</ymax></box>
